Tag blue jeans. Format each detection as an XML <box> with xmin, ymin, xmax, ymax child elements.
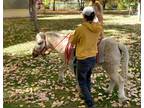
<box><xmin>77</xmin><ymin>57</ymin><xmax>96</xmax><ymax>107</ymax></box>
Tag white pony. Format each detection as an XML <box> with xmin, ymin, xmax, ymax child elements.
<box><xmin>32</xmin><ymin>31</ymin><xmax>129</xmax><ymax>101</ymax></box>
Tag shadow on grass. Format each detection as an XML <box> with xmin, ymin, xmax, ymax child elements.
<box><xmin>4</xmin><ymin>16</ymin><xmax>140</xmax><ymax>47</ymax></box>
<box><xmin>104</xmin><ymin>24</ymin><xmax>140</xmax><ymax>36</ymax></box>
<box><xmin>3</xmin><ymin>18</ymin><xmax>81</xmax><ymax>48</ymax></box>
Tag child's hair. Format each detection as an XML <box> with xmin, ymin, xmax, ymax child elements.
<box><xmin>83</xmin><ymin>12</ymin><xmax>95</xmax><ymax>22</ymax></box>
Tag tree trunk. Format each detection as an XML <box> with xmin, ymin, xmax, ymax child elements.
<box><xmin>103</xmin><ymin>3</ymin><xmax>106</xmax><ymax>10</ymax></box>
<box><xmin>102</xmin><ymin>0</ymin><xmax>107</xmax><ymax>10</ymax></box>
<box><xmin>138</xmin><ymin>0</ymin><xmax>141</xmax><ymax>21</ymax></box>
<box><xmin>82</xmin><ymin>0</ymin><xmax>84</xmax><ymax>10</ymax></box>
<box><xmin>53</xmin><ymin>0</ymin><xmax>56</xmax><ymax>11</ymax></box>
<box><xmin>33</xmin><ymin>2</ymin><xmax>39</xmax><ymax>32</ymax></box>
<box><xmin>29</xmin><ymin>0</ymin><xmax>34</xmax><ymax>18</ymax></box>
<box><xmin>78</xmin><ymin>0</ymin><xmax>84</xmax><ymax>10</ymax></box>
<box><xmin>29</xmin><ymin>0</ymin><xmax>39</xmax><ymax>32</ymax></box>
<box><xmin>77</xmin><ymin>0</ymin><xmax>81</xmax><ymax>10</ymax></box>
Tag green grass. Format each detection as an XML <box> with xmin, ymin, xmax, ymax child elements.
<box><xmin>3</xmin><ymin>14</ymin><xmax>141</xmax><ymax>108</ymax></box>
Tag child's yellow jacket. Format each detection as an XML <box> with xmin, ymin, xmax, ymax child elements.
<box><xmin>69</xmin><ymin>22</ymin><xmax>103</xmax><ymax>60</ymax></box>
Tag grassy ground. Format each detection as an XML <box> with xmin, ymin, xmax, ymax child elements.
<box><xmin>3</xmin><ymin>14</ymin><xmax>141</xmax><ymax>108</ymax></box>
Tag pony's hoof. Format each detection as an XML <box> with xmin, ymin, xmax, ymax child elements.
<box><xmin>76</xmin><ymin>85</ymin><xmax>80</xmax><ymax>92</ymax></box>
<box><xmin>119</xmin><ymin>96</ymin><xmax>129</xmax><ymax>102</ymax></box>
<box><xmin>58</xmin><ymin>79</ymin><xmax>66</xmax><ymax>84</ymax></box>
<box><xmin>105</xmin><ymin>89</ymin><xmax>112</xmax><ymax>94</ymax></box>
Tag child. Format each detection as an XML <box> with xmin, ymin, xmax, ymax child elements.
<box><xmin>90</xmin><ymin>1</ymin><xmax>104</xmax><ymax>63</ymax></box>
<box><xmin>69</xmin><ymin>6</ymin><xmax>103</xmax><ymax>108</ymax></box>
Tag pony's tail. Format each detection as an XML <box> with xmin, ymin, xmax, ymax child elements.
<box><xmin>118</xmin><ymin>43</ymin><xmax>129</xmax><ymax>83</ymax></box>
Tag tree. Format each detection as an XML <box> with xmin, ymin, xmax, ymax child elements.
<box><xmin>78</xmin><ymin>0</ymin><xmax>85</xmax><ymax>10</ymax></box>
<box><xmin>29</xmin><ymin>0</ymin><xmax>39</xmax><ymax>32</ymax></box>
<box><xmin>102</xmin><ymin>0</ymin><xmax>108</xmax><ymax>9</ymax></box>
<box><xmin>138</xmin><ymin>0</ymin><xmax>141</xmax><ymax>20</ymax></box>
<box><xmin>53</xmin><ymin>0</ymin><xmax>56</xmax><ymax>11</ymax></box>
<box><xmin>43</xmin><ymin>0</ymin><xmax>51</xmax><ymax>9</ymax></box>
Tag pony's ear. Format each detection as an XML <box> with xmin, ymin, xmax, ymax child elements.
<box><xmin>39</xmin><ymin>32</ymin><xmax>46</xmax><ymax>39</ymax></box>
<box><xmin>36</xmin><ymin>32</ymin><xmax>45</xmax><ymax>43</ymax></box>
<box><xmin>36</xmin><ymin>33</ymin><xmax>41</xmax><ymax>41</ymax></box>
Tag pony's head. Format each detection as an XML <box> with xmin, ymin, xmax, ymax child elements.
<box><xmin>32</xmin><ymin>32</ymin><xmax>51</xmax><ymax>58</ymax></box>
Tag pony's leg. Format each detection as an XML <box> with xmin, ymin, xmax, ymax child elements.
<box><xmin>117</xmin><ymin>75</ymin><xmax>128</xmax><ymax>101</ymax></box>
<box><xmin>110</xmin><ymin>67</ymin><xmax>128</xmax><ymax>101</ymax></box>
<box><xmin>106</xmin><ymin>79</ymin><xmax>115</xmax><ymax>94</ymax></box>
<box><xmin>103</xmin><ymin>64</ymin><xmax>115</xmax><ymax>93</ymax></box>
<box><xmin>75</xmin><ymin>70</ymin><xmax>81</xmax><ymax>93</ymax></box>
<box><xmin>58</xmin><ymin>64</ymin><xmax>67</xmax><ymax>83</ymax></box>
<box><xmin>103</xmin><ymin>64</ymin><xmax>128</xmax><ymax>101</ymax></box>
<box><xmin>69</xmin><ymin>63</ymin><xmax>80</xmax><ymax>92</ymax></box>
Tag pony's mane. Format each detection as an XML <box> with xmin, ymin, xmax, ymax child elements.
<box><xmin>45</xmin><ymin>32</ymin><xmax>65</xmax><ymax>44</ymax></box>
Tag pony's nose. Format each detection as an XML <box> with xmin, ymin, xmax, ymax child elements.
<box><xmin>32</xmin><ymin>50</ymin><xmax>38</xmax><ymax>58</ymax></box>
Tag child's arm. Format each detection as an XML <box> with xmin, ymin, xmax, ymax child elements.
<box><xmin>69</xmin><ymin>30</ymin><xmax>79</xmax><ymax>46</ymax></box>
<box><xmin>96</xmin><ymin>12</ymin><xmax>103</xmax><ymax>24</ymax></box>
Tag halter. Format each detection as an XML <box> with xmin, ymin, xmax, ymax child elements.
<box><xmin>40</xmin><ymin>39</ymin><xmax>48</xmax><ymax>53</ymax></box>
<box><xmin>34</xmin><ymin>35</ymin><xmax>48</xmax><ymax>55</ymax></box>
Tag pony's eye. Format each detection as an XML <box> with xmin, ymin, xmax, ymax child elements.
<box><xmin>38</xmin><ymin>41</ymin><xmax>43</xmax><ymax>45</ymax></box>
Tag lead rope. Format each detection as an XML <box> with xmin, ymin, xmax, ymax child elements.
<box><xmin>46</xmin><ymin>33</ymin><xmax>71</xmax><ymax>54</ymax></box>
<box><xmin>54</xmin><ymin>33</ymin><xmax>71</xmax><ymax>49</ymax></box>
